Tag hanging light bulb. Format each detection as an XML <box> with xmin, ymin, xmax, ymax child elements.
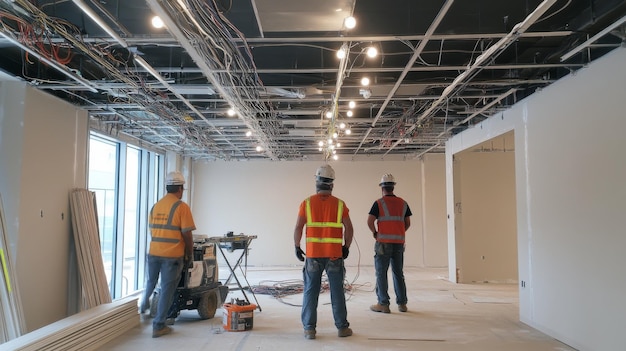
<box><xmin>344</xmin><ymin>16</ymin><xmax>356</xmax><ymax>29</ymax></box>
<box><xmin>227</xmin><ymin>108</ymin><xmax>236</xmax><ymax>116</ymax></box>
<box><xmin>245</xmin><ymin>130</ymin><xmax>252</xmax><ymax>137</ymax></box>
<box><xmin>348</xmin><ymin>100</ymin><xmax>356</xmax><ymax>109</ymax></box>
<box><xmin>339</xmin><ymin>122</ymin><xmax>346</xmax><ymax>129</ymax></box>
<box><xmin>151</xmin><ymin>16</ymin><xmax>164</xmax><ymax>29</ymax></box>
<box><xmin>336</xmin><ymin>47</ymin><xmax>346</xmax><ymax>59</ymax></box>
<box><xmin>333</xmin><ymin>154</ymin><xmax>339</xmax><ymax>160</ymax></box>
<box><xmin>333</xmin><ymin>132</ymin><xmax>338</xmax><ymax>139</ymax></box>
<box><xmin>346</xmin><ymin>129</ymin><xmax>352</xmax><ymax>135</ymax></box>
<box><xmin>361</xmin><ymin>77</ymin><xmax>370</xmax><ymax>86</ymax></box>
<box><xmin>318</xmin><ymin>140</ymin><xmax>324</xmax><ymax>147</ymax></box>
<box><xmin>366</xmin><ymin>46</ymin><xmax>378</xmax><ymax>58</ymax></box>
<box><xmin>346</xmin><ymin>110</ymin><xmax>353</xmax><ymax>117</ymax></box>
<box><xmin>256</xmin><ymin>145</ymin><xmax>263</xmax><ymax>152</ymax></box>
<box><xmin>325</xmin><ymin>111</ymin><xmax>333</xmax><ymax>119</ymax></box>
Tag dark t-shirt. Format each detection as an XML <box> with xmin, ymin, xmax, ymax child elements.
<box><xmin>368</xmin><ymin>194</ymin><xmax>412</xmax><ymax>218</ymax></box>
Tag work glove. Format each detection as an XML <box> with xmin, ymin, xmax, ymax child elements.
<box><xmin>295</xmin><ymin>246</ymin><xmax>305</xmax><ymax>261</ymax></box>
<box><xmin>342</xmin><ymin>245</ymin><xmax>349</xmax><ymax>259</ymax></box>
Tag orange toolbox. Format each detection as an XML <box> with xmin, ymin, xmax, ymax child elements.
<box><xmin>223</xmin><ymin>300</ymin><xmax>257</xmax><ymax>332</ymax></box>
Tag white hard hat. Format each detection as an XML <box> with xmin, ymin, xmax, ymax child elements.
<box><xmin>379</xmin><ymin>173</ymin><xmax>396</xmax><ymax>186</ymax></box>
<box><xmin>166</xmin><ymin>171</ymin><xmax>186</xmax><ymax>185</ymax></box>
<box><xmin>315</xmin><ymin>164</ymin><xmax>335</xmax><ymax>181</ymax></box>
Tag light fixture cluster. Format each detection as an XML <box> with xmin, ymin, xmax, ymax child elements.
<box><xmin>318</xmin><ymin>15</ymin><xmax>378</xmax><ymax>160</ymax></box>
<box><xmin>225</xmin><ymin>107</ymin><xmax>263</xmax><ymax>153</ymax></box>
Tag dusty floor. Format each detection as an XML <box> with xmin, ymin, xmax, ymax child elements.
<box><xmin>101</xmin><ymin>266</ymin><xmax>575</xmax><ymax>351</ymax></box>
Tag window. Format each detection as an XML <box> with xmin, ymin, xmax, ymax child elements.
<box><xmin>88</xmin><ymin>133</ymin><xmax>163</xmax><ymax>299</ymax></box>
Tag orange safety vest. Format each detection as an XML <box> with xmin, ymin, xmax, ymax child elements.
<box><xmin>303</xmin><ymin>194</ymin><xmax>345</xmax><ymax>258</ymax></box>
<box><xmin>376</xmin><ymin>196</ymin><xmax>408</xmax><ymax>244</ymax></box>
<box><xmin>148</xmin><ymin>193</ymin><xmax>196</xmax><ymax>258</ymax></box>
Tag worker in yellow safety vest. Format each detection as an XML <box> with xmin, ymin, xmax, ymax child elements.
<box><xmin>140</xmin><ymin>171</ymin><xmax>195</xmax><ymax>338</ymax></box>
<box><xmin>368</xmin><ymin>173</ymin><xmax>412</xmax><ymax>314</ymax></box>
<box><xmin>293</xmin><ymin>164</ymin><xmax>353</xmax><ymax>340</ymax></box>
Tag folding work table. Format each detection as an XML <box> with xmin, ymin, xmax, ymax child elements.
<box><xmin>208</xmin><ymin>234</ymin><xmax>261</xmax><ymax>310</ymax></box>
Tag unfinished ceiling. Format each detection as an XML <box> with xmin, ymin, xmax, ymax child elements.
<box><xmin>0</xmin><ymin>0</ymin><xmax>624</xmax><ymax>161</ymax></box>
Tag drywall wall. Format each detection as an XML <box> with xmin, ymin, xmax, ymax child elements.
<box><xmin>191</xmin><ymin>156</ymin><xmax>447</xmax><ymax>268</ymax></box>
<box><xmin>446</xmin><ymin>47</ymin><xmax>626</xmax><ymax>350</ymax></box>
<box><xmin>0</xmin><ymin>82</ymin><xmax>88</xmax><ymax>332</ymax></box>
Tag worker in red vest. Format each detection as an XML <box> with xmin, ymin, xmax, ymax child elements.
<box><xmin>293</xmin><ymin>164</ymin><xmax>354</xmax><ymax>339</ymax></box>
<box><xmin>141</xmin><ymin>171</ymin><xmax>195</xmax><ymax>338</ymax></box>
<box><xmin>368</xmin><ymin>174</ymin><xmax>412</xmax><ymax>313</ymax></box>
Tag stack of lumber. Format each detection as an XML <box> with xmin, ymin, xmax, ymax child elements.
<box><xmin>0</xmin><ymin>297</ymin><xmax>139</xmax><ymax>351</ymax></box>
<box><xmin>0</xmin><ymin>193</ymin><xmax>26</xmax><ymax>343</ymax></box>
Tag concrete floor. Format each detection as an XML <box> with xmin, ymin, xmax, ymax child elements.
<box><xmin>101</xmin><ymin>266</ymin><xmax>575</xmax><ymax>351</ymax></box>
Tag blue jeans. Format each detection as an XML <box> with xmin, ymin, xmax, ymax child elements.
<box><xmin>301</xmin><ymin>258</ymin><xmax>349</xmax><ymax>330</ymax></box>
<box><xmin>374</xmin><ymin>242</ymin><xmax>407</xmax><ymax>306</ymax></box>
<box><xmin>142</xmin><ymin>255</ymin><xmax>183</xmax><ymax>330</ymax></box>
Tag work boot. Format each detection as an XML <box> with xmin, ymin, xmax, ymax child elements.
<box><xmin>338</xmin><ymin>327</ymin><xmax>353</xmax><ymax>337</ymax></box>
<box><xmin>152</xmin><ymin>326</ymin><xmax>172</xmax><ymax>338</ymax></box>
<box><xmin>304</xmin><ymin>329</ymin><xmax>316</xmax><ymax>339</ymax></box>
<box><xmin>370</xmin><ymin>303</ymin><xmax>390</xmax><ymax>313</ymax></box>
<box><xmin>398</xmin><ymin>304</ymin><xmax>408</xmax><ymax>312</ymax></box>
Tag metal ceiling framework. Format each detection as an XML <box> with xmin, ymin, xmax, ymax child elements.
<box><xmin>0</xmin><ymin>0</ymin><xmax>624</xmax><ymax>161</ymax></box>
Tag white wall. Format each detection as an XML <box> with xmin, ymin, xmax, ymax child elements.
<box><xmin>446</xmin><ymin>47</ymin><xmax>626</xmax><ymax>350</ymax></box>
<box><xmin>190</xmin><ymin>157</ymin><xmax>448</xmax><ymax>268</ymax></box>
<box><xmin>0</xmin><ymin>82</ymin><xmax>88</xmax><ymax>332</ymax></box>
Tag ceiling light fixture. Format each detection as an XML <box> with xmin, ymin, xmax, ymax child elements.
<box><xmin>246</xmin><ymin>130</ymin><xmax>252</xmax><ymax>137</ymax></box>
<box><xmin>346</xmin><ymin>110</ymin><xmax>353</xmax><ymax>117</ymax></box>
<box><xmin>348</xmin><ymin>100</ymin><xmax>356</xmax><ymax>109</ymax></box>
<box><xmin>361</xmin><ymin>77</ymin><xmax>370</xmax><ymax>86</ymax></box>
<box><xmin>366</xmin><ymin>46</ymin><xmax>378</xmax><ymax>58</ymax></box>
<box><xmin>336</xmin><ymin>47</ymin><xmax>347</xmax><ymax>59</ymax></box>
<box><xmin>344</xmin><ymin>16</ymin><xmax>356</xmax><ymax>29</ymax></box>
<box><xmin>151</xmin><ymin>16</ymin><xmax>164</xmax><ymax>29</ymax></box>
<box><xmin>227</xmin><ymin>108</ymin><xmax>236</xmax><ymax>116</ymax></box>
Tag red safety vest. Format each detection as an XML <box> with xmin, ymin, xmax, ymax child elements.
<box><xmin>376</xmin><ymin>196</ymin><xmax>408</xmax><ymax>244</ymax></box>
<box><xmin>303</xmin><ymin>194</ymin><xmax>345</xmax><ymax>258</ymax></box>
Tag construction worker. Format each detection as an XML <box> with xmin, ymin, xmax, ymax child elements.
<box><xmin>368</xmin><ymin>173</ymin><xmax>412</xmax><ymax>313</ymax></box>
<box><xmin>293</xmin><ymin>164</ymin><xmax>354</xmax><ymax>339</ymax></box>
<box><xmin>140</xmin><ymin>171</ymin><xmax>195</xmax><ymax>338</ymax></box>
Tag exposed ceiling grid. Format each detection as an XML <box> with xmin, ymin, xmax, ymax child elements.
<box><xmin>0</xmin><ymin>0</ymin><xmax>624</xmax><ymax>161</ymax></box>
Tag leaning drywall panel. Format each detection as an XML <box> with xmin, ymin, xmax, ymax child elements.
<box><xmin>16</xmin><ymin>85</ymin><xmax>88</xmax><ymax>332</ymax></box>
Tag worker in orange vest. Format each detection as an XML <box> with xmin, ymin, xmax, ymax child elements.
<box><xmin>293</xmin><ymin>164</ymin><xmax>354</xmax><ymax>339</ymax></box>
<box><xmin>141</xmin><ymin>171</ymin><xmax>195</xmax><ymax>338</ymax></box>
<box><xmin>368</xmin><ymin>173</ymin><xmax>412</xmax><ymax>313</ymax></box>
